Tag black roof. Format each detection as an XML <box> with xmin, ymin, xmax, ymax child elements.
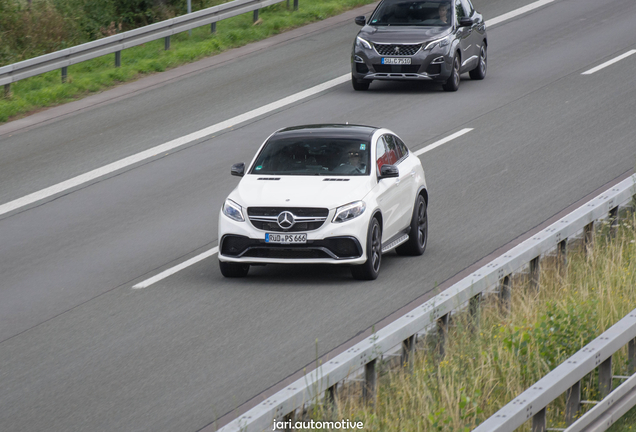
<box><xmin>273</xmin><ymin>124</ymin><xmax>379</xmax><ymax>141</ymax></box>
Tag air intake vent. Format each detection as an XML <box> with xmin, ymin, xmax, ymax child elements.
<box><xmin>257</xmin><ymin>177</ymin><xmax>281</xmax><ymax>181</ymax></box>
<box><xmin>323</xmin><ymin>178</ymin><xmax>350</xmax><ymax>182</ymax></box>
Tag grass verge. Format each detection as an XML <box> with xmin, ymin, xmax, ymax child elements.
<box><xmin>0</xmin><ymin>0</ymin><xmax>376</xmax><ymax>124</ymax></box>
<box><xmin>305</xmin><ymin>210</ymin><xmax>636</xmax><ymax>431</ymax></box>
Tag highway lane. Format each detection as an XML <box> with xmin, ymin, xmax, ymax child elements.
<box><xmin>1</xmin><ymin>0</ymin><xmax>636</xmax><ymax>430</ymax></box>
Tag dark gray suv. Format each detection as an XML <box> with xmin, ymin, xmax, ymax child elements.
<box><xmin>351</xmin><ymin>0</ymin><xmax>487</xmax><ymax>91</ymax></box>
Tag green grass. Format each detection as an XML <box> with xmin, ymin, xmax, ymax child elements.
<box><xmin>0</xmin><ymin>0</ymin><xmax>376</xmax><ymax>123</ymax></box>
<box><xmin>305</xmin><ymin>211</ymin><xmax>636</xmax><ymax>431</ymax></box>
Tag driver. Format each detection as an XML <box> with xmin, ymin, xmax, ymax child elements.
<box><xmin>344</xmin><ymin>149</ymin><xmax>367</xmax><ymax>173</ymax></box>
<box><xmin>438</xmin><ymin>2</ymin><xmax>450</xmax><ymax>24</ymax></box>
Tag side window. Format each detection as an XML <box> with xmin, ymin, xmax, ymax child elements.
<box><xmin>455</xmin><ymin>0</ymin><xmax>465</xmax><ymax>20</ymax></box>
<box><xmin>460</xmin><ymin>0</ymin><xmax>473</xmax><ymax>17</ymax></box>
<box><xmin>394</xmin><ymin>136</ymin><xmax>409</xmax><ymax>158</ymax></box>
<box><xmin>384</xmin><ymin>135</ymin><xmax>403</xmax><ymax>162</ymax></box>
<box><xmin>376</xmin><ymin>136</ymin><xmax>388</xmax><ymax>171</ymax></box>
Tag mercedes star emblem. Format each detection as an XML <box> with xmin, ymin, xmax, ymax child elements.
<box><xmin>277</xmin><ymin>211</ymin><xmax>295</xmax><ymax>229</ymax></box>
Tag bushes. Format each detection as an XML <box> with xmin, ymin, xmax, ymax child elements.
<box><xmin>0</xmin><ymin>0</ymin><xmax>231</xmax><ymax>66</ymax></box>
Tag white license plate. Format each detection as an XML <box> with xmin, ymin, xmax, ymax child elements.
<box><xmin>266</xmin><ymin>233</ymin><xmax>307</xmax><ymax>244</ymax></box>
<box><xmin>382</xmin><ymin>57</ymin><xmax>412</xmax><ymax>65</ymax></box>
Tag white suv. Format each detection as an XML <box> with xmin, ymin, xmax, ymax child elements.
<box><xmin>218</xmin><ymin>124</ymin><xmax>428</xmax><ymax>280</ymax></box>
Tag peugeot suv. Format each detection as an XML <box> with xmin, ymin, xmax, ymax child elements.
<box><xmin>351</xmin><ymin>0</ymin><xmax>487</xmax><ymax>91</ymax></box>
<box><xmin>218</xmin><ymin>124</ymin><xmax>429</xmax><ymax>280</ymax></box>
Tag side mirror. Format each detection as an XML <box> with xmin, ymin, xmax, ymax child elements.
<box><xmin>379</xmin><ymin>164</ymin><xmax>399</xmax><ymax>179</ymax></box>
<box><xmin>231</xmin><ymin>162</ymin><xmax>245</xmax><ymax>177</ymax></box>
<box><xmin>355</xmin><ymin>16</ymin><xmax>366</xmax><ymax>26</ymax></box>
<box><xmin>459</xmin><ymin>17</ymin><xmax>474</xmax><ymax>26</ymax></box>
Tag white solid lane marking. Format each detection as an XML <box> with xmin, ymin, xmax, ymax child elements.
<box><xmin>0</xmin><ymin>74</ymin><xmax>351</xmax><ymax>218</ymax></box>
<box><xmin>414</xmin><ymin>128</ymin><xmax>473</xmax><ymax>156</ymax></box>
<box><xmin>133</xmin><ymin>247</ymin><xmax>219</xmax><ymax>288</ymax></box>
<box><xmin>485</xmin><ymin>0</ymin><xmax>557</xmax><ymax>27</ymax></box>
<box><xmin>581</xmin><ymin>50</ymin><xmax>636</xmax><ymax>75</ymax></box>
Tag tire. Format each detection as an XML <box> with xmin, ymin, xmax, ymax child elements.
<box><xmin>219</xmin><ymin>261</ymin><xmax>250</xmax><ymax>278</ymax></box>
<box><xmin>396</xmin><ymin>194</ymin><xmax>428</xmax><ymax>256</ymax></box>
<box><xmin>442</xmin><ymin>53</ymin><xmax>460</xmax><ymax>92</ymax></box>
<box><xmin>352</xmin><ymin>76</ymin><xmax>370</xmax><ymax>91</ymax></box>
<box><xmin>469</xmin><ymin>44</ymin><xmax>487</xmax><ymax>80</ymax></box>
<box><xmin>351</xmin><ymin>217</ymin><xmax>382</xmax><ymax>280</ymax></box>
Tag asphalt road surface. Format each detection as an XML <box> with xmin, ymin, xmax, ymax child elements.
<box><xmin>0</xmin><ymin>0</ymin><xmax>635</xmax><ymax>430</ymax></box>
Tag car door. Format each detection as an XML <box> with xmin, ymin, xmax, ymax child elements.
<box><xmin>454</xmin><ymin>0</ymin><xmax>478</xmax><ymax>72</ymax></box>
<box><xmin>384</xmin><ymin>134</ymin><xmax>414</xmax><ymax>231</ymax></box>
<box><xmin>374</xmin><ymin>135</ymin><xmax>402</xmax><ymax>242</ymax></box>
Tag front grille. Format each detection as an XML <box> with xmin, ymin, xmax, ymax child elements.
<box><xmin>220</xmin><ymin>235</ymin><xmax>362</xmax><ymax>260</ymax></box>
<box><xmin>247</xmin><ymin>207</ymin><xmax>329</xmax><ymax>232</ymax></box>
<box><xmin>374</xmin><ymin>44</ymin><xmax>421</xmax><ymax>56</ymax></box>
<box><xmin>373</xmin><ymin>64</ymin><xmax>421</xmax><ymax>73</ymax></box>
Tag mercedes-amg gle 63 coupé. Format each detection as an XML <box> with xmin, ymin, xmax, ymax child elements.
<box><xmin>218</xmin><ymin>124</ymin><xmax>428</xmax><ymax>280</ymax></box>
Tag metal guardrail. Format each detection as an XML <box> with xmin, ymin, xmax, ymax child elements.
<box><xmin>216</xmin><ymin>174</ymin><xmax>635</xmax><ymax>432</ymax></box>
<box><xmin>0</xmin><ymin>0</ymin><xmax>293</xmax><ymax>94</ymax></box>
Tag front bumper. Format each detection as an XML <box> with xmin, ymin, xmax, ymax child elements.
<box><xmin>352</xmin><ymin>43</ymin><xmax>453</xmax><ymax>82</ymax></box>
<box><xmin>218</xmin><ymin>208</ymin><xmax>370</xmax><ymax>265</ymax></box>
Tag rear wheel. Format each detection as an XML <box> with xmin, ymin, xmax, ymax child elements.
<box><xmin>352</xmin><ymin>77</ymin><xmax>370</xmax><ymax>91</ymax></box>
<box><xmin>219</xmin><ymin>261</ymin><xmax>250</xmax><ymax>278</ymax></box>
<box><xmin>442</xmin><ymin>54</ymin><xmax>460</xmax><ymax>92</ymax></box>
<box><xmin>351</xmin><ymin>217</ymin><xmax>382</xmax><ymax>280</ymax></box>
<box><xmin>396</xmin><ymin>194</ymin><xmax>428</xmax><ymax>256</ymax></box>
<box><xmin>469</xmin><ymin>45</ymin><xmax>487</xmax><ymax>80</ymax></box>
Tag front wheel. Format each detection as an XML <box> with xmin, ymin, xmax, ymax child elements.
<box><xmin>469</xmin><ymin>45</ymin><xmax>487</xmax><ymax>80</ymax></box>
<box><xmin>442</xmin><ymin>54</ymin><xmax>460</xmax><ymax>92</ymax></box>
<box><xmin>219</xmin><ymin>261</ymin><xmax>250</xmax><ymax>278</ymax></box>
<box><xmin>351</xmin><ymin>217</ymin><xmax>382</xmax><ymax>280</ymax></box>
<box><xmin>352</xmin><ymin>76</ymin><xmax>370</xmax><ymax>91</ymax></box>
<box><xmin>396</xmin><ymin>194</ymin><xmax>428</xmax><ymax>256</ymax></box>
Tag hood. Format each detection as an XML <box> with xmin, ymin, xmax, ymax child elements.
<box><xmin>358</xmin><ymin>26</ymin><xmax>450</xmax><ymax>44</ymax></box>
<box><xmin>230</xmin><ymin>175</ymin><xmax>374</xmax><ymax>210</ymax></box>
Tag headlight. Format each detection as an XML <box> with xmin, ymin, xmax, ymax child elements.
<box><xmin>223</xmin><ymin>199</ymin><xmax>245</xmax><ymax>222</ymax></box>
<box><xmin>424</xmin><ymin>35</ymin><xmax>450</xmax><ymax>50</ymax></box>
<box><xmin>333</xmin><ymin>201</ymin><xmax>366</xmax><ymax>223</ymax></box>
<box><xmin>356</xmin><ymin>36</ymin><xmax>373</xmax><ymax>50</ymax></box>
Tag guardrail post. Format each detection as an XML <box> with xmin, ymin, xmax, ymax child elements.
<box><xmin>211</xmin><ymin>22</ymin><xmax>217</xmax><ymax>33</ymax></box>
<box><xmin>164</xmin><ymin>36</ymin><xmax>171</xmax><ymax>50</ymax></box>
<box><xmin>438</xmin><ymin>313</ymin><xmax>449</xmax><ymax>357</ymax></box>
<box><xmin>61</xmin><ymin>66</ymin><xmax>68</xmax><ymax>83</ymax></box>
<box><xmin>629</xmin><ymin>339</ymin><xmax>636</xmax><ymax>374</ymax></box>
<box><xmin>599</xmin><ymin>356</ymin><xmax>613</xmax><ymax>397</ymax></box>
<box><xmin>294</xmin><ymin>0</ymin><xmax>299</xmax><ymax>11</ymax></box>
<box><xmin>401</xmin><ymin>335</ymin><xmax>415</xmax><ymax>373</ymax></box>
<box><xmin>584</xmin><ymin>222</ymin><xmax>594</xmax><ymax>255</ymax></box>
<box><xmin>115</xmin><ymin>51</ymin><xmax>121</xmax><ymax>68</ymax></box>
<box><xmin>609</xmin><ymin>206</ymin><xmax>619</xmax><ymax>238</ymax></box>
<box><xmin>532</xmin><ymin>407</ymin><xmax>546</xmax><ymax>432</ymax></box>
<box><xmin>558</xmin><ymin>239</ymin><xmax>567</xmax><ymax>277</ymax></box>
<box><xmin>469</xmin><ymin>293</ymin><xmax>481</xmax><ymax>331</ymax></box>
<box><xmin>254</xmin><ymin>9</ymin><xmax>259</xmax><ymax>22</ymax></box>
<box><xmin>565</xmin><ymin>380</ymin><xmax>581</xmax><ymax>425</ymax></box>
<box><xmin>529</xmin><ymin>256</ymin><xmax>540</xmax><ymax>291</ymax></box>
<box><xmin>326</xmin><ymin>383</ymin><xmax>338</xmax><ymax>410</ymax></box>
<box><xmin>363</xmin><ymin>359</ymin><xmax>377</xmax><ymax>404</ymax></box>
<box><xmin>3</xmin><ymin>84</ymin><xmax>10</xmax><ymax>99</ymax></box>
<box><xmin>499</xmin><ymin>275</ymin><xmax>511</xmax><ymax>313</ymax></box>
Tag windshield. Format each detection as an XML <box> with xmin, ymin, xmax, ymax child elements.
<box><xmin>249</xmin><ymin>137</ymin><xmax>371</xmax><ymax>176</ymax></box>
<box><xmin>369</xmin><ymin>0</ymin><xmax>452</xmax><ymax>26</ymax></box>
